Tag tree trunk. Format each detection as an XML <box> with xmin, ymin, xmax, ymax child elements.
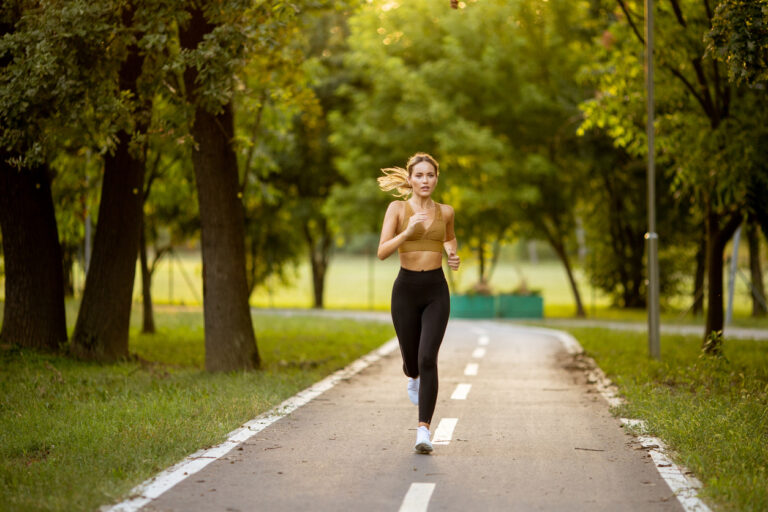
<box><xmin>487</xmin><ymin>239</ymin><xmax>502</xmax><ymax>283</ymax></box>
<box><xmin>747</xmin><ymin>218</ymin><xmax>767</xmax><ymax>317</ymax></box>
<box><xmin>139</xmin><ymin>217</ymin><xmax>156</xmax><ymax>333</ymax></box>
<box><xmin>303</xmin><ymin>218</ymin><xmax>331</xmax><ymax>309</ymax></box>
<box><xmin>70</xmin><ymin>24</ymin><xmax>147</xmax><ymax>361</ymax></box>
<box><xmin>187</xmin><ymin>104</ymin><xmax>260</xmax><ymax>371</ymax></box>
<box><xmin>692</xmin><ymin>233</ymin><xmax>706</xmax><ymax>316</ymax></box>
<box><xmin>541</xmin><ymin>224</ymin><xmax>585</xmax><ymax>317</ymax></box>
<box><xmin>310</xmin><ymin>252</ymin><xmax>327</xmax><ymax>309</ymax></box>
<box><xmin>70</xmin><ymin>129</ymin><xmax>145</xmax><ymax>360</ymax></box>
<box><xmin>0</xmin><ymin>162</ymin><xmax>67</xmax><ymax>351</ymax></box>
<box><xmin>180</xmin><ymin>7</ymin><xmax>259</xmax><ymax>371</ymax></box>
<box><xmin>703</xmin><ymin>208</ymin><xmax>743</xmax><ymax>353</ymax></box>
<box><xmin>555</xmin><ymin>243</ymin><xmax>586</xmax><ymax>318</ymax></box>
<box><xmin>478</xmin><ymin>243</ymin><xmax>486</xmax><ymax>284</ymax></box>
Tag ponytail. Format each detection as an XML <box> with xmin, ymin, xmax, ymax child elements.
<box><xmin>378</xmin><ymin>166</ymin><xmax>412</xmax><ymax>198</ymax></box>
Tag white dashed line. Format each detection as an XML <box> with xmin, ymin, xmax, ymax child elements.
<box><xmin>471</xmin><ymin>327</ymin><xmax>488</xmax><ymax>335</ymax></box>
<box><xmin>399</xmin><ymin>483</ymin><xmax>436</xmax><ymax>512</ymax></box>
<box><xmin>478</xmin><ymin>335</ymin><xmax>489</xmax><ymax>346</ymax></box>
<box><xmin>450</xmin><ymin>383</ymin><xmax>472</xmax><ymax>400</ymax></box>
<box><xmin>464</xmin><ymin>363</ymin><xmax>478</xmax><ymax>376</ymax></box>
<box><xmin>432</xmin><ymin>418</ymin><xmax>458</xmax><ymax>445</ymax></box>
<box><xmin>472</xmin><ymin>347</ymin><xmax>486</xmax><ymax>359</ymax></box>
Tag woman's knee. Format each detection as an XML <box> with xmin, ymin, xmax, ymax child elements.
<box><xmin>418</xmin><ymin>353</ymin><xmax>437</xmax><ymax>372</ymax></box>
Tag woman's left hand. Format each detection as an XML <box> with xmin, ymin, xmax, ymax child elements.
<box><xmin>447</xmin><ymin>251</ymin><xmax>460</xmax><ymax>271</ymax></box>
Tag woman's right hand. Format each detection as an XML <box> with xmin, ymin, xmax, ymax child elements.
<box><xmin>404</xmin><ymin>210</ymin><xmax>429</xmax><ymax>236</ymax></box>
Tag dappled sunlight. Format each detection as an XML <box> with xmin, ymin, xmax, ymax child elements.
<box><xmin>380</xmin><ymin>1</ymin><xmax>400</xmax><ymax>12</ymax></box>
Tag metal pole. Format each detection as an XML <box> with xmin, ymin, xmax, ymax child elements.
<box><xmin>645</xmin><ymin>0</ymin><xmax>661</xmax><ymax>359</ymax></box>
<box><xmin>725</xmin><ymin>226</ymin><xmax>742</xmax><ymax>327</ymax></box>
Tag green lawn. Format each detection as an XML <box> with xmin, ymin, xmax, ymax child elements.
<box><xmin>568</xmin><ymin>327</ymin><xmax>768</xmax><ymax>511</ymax></box>
<box><xmin>0</xmin><ymin>309</ymin><xmax>394</xmax><ymax>512</ymax></box>
<box><xmin>23</xmin><ymin>250</ymin><xmax>763</xmax><ymax>325</ymax></box>
<box><xmin>141</xmin><ymin>251</ymin><xmax>768</xmax><ymax>322</ymax></box>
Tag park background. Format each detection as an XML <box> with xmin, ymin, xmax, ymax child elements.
<box><xmin>1</xmin><ymin>0</ymin><xmax>767</xmax><ymax>510</ymax></box>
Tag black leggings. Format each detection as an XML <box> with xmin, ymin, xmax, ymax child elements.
<box><xmin>391</xmin><ymin>267</ymin><xmax>450</xmax><ymax>425</ymax></box>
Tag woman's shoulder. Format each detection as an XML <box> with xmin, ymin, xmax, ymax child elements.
<box><xmin>437</xmin><ymin>202</ymin><xmax>454</xmax><ymax>217</ymax></box>
<box><xmin>386</xmin><ymin>200</ymin><xmax>408</xmax><ymax>216</ymax></box>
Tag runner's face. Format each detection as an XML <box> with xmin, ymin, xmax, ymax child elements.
<box><xmin>409</xmin><ymin>161</ymin><xmax>437</xmax><ymax>199</ymax></box>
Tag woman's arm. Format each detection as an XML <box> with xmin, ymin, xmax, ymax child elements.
<box><xmin>378</xmin><ymin>208</ymin><xmax>405</xmax><ymax>260</ymax></box>
<box><xmin>378</xmin><ymin>202</ymin><xmax>404</xmax><ymax>260</ymax></box>
<box><xmin>442</xmin><ymin>205</ymin><xmax>460</xmax><ymax>270</ymax></box>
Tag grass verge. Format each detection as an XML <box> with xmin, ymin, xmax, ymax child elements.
<box><xmin>567</xmin><ymin>327</ymin><xmax>768</xmax><ymax>511</ymax></box>
<box><xmin>0</xmin><ymin>311</ymin><xmax>394</xmax><ymax>512</ymax></box>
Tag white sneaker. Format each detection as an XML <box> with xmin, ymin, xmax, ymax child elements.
<box><xmin>414</xmin><ymin>426</ymin><xmax>433</xmax><ymax>454</ymax></box>
<box><xmin>407</xmin><ymin>377</ymin><xmax>419</xmax><ymax>405</ymax></box>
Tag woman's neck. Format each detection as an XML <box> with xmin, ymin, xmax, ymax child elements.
<box><xmin>410</xmin><ymin>196</ymin><xmax>433</xmax><ymax>210</ymax></box>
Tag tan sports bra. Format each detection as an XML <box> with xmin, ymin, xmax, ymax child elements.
<box><xmin>397</xmin><ymin>201</ymin><xmax>446</xmax><ymax>253</ymax></box>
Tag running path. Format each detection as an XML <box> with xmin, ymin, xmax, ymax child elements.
<box><xmin>137</xmin><ymin>320</ymin><xmax>682</xmax><ymax>511</ymax></box>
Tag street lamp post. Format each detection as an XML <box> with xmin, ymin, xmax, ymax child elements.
<box><xmin>645</xmin><ymin>0</ymin><xmax>661</xmax><ymax>359</ymax></box>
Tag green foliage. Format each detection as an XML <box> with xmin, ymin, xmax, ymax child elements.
<box><xmin>143</xmin><ymin>97</ymin><xmax>199</xmax><ymax>250</ymax></box>
<box><xmin>578</xmin><ymin>0</ymin><xmax>768</xmax><ymax>325</ymax></box>
<box><xmin>0</xmin><ymin>0</ymin><xmax>123</xmax><ymax>166</ymax></box>
<box><xmin>332</xmin><ymin>0</ymin><xmax>607</xmax><ymax>291</ymax></box>
<box><xmin>576</xmin><ymin>131</ymin><xmax>698</xmax><ymax>307</ymax></box>
<box><xmin>234</xmin><ymin>6</ymin><xmax>356</xmax><ymax>295</ymax></box>
<box><xmin>706</xmin><ymin>0</ymin><xmax>768</xmax><ymax>85</ymax></box>
<box><xmin>579</xmin><ymin>0</ymin><xmax>764</xmax><ymax>213</ymax></box>
<box><xmin>571</xmin><ymin>326</ymin><xmax>768</xmax><ymax>511</ymax></box>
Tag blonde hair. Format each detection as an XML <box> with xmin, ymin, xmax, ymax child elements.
<box><xmin>377</xmin><ymin>152</ymin><xmax>440</xmax><ymax>198</ymax></box>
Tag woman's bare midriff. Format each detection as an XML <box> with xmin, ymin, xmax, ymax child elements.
<box><xmin>400</xmin><ymin>251</ymin><xmax>443</xmax><ymax>271</ymax></box>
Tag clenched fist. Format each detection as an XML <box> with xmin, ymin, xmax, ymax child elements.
<box><xmin>447</xmin><ymin>251</ymin><xmax>460</xmax><ymax>271</ymax></box>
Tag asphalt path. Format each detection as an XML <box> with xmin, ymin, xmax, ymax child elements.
<box><xmin>143</xmin><ymin>320</ymin><xmax>683</xmax><ymax>511</ymax></box>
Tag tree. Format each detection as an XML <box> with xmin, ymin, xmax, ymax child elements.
<box><xmin>234</xmin><ymin>9</ymin><xmax>325</xmax><ymax>301</ymax></box>
<box><xmin>71</xmin><ymin>3</ymin><xmax>154</xmax><ymax>360</ymax></box>
<box><xmin>0</xmin><ymin>2</ymin><xmax>112</xmax><ymax>351</ymax></box>
<box><xmin>0</xmin><ymin>162</ymin><xmax>66</xmax><ymax>351</ymax></box>
<box><xmin>580</xmin><ymin>0</ymin><xmax>767</xmax><ymax>350</ymax></box>
<box><xmin>269</xmin><ymin>9</ymin><xmax>355</xmax><ymax>309</ymax></box>
<box><xmin>178</xmin><ymin>3</ymin><xmax>261</xmax><ymax>371</ymax></box>
<box><xmin>333</xmin><ymin>0</ymin><xmax>602</xmax><ymax>315</ymax></box>
<box><xmin>139</xmin><ymin>107</ymin><xmax>199</xmax><ymax>333</ymax></box>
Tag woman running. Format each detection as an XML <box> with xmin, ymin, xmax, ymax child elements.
<box><xmin>377</xmin><ymin>152</ymin><xmax>460</xmax><ymax>454</ymax></box>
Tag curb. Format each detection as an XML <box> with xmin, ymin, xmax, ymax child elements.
<box><xmin>570</xmin><ymin>344</ymin><xmax>713</xmax><ymax>512</ymax></box>
<box><xmin>102</xmin><ymin>337</ymin><xmax>399</xmax><ymax>512</ymax></box>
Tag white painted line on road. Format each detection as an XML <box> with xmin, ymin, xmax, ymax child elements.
<box><xmin>432</xmin><ymin>418</ymin><xmax>458</xmax><ymax>445</ymax></box>
<box><xmin>471</xmin><ymin>327</ymin><xmax>487</xmax><ymax>335</ymax></box>
<box><xmin>105</xmin><ymin>337</ymin><xmax>400</xmax><ymax>512</ymax></box>
<box><xmin>464</xmin><ymin>362</ymin><xmax>478</xmax><ymax>376</ymax></box>
<box><xmin>478</xmin><ymin>335</ymin><xmax>489</xmax><ymax>346</ymax></box>
<box><xmin>618</xmin><ymin>419</ymin><xmax>711</xmax><ymax>512</ymax></box>
<box><xmin>450</xmin><ymin>383</ymin><xmax>472</xmax><ymax>400</ymax></box>
<box><xmin>535</xmin><ymin>325</ymin><xmax>711</xmax><ymax>512</ymax></box>
<box><xmin>472</xmin><ymin>347</ymin><xmax>486</xmax><ymax>359</ymax></box>
<box><xmin>399</xmin><ymin>483</ymin><xmax>436</xmax><ymax>512</ymax></box>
